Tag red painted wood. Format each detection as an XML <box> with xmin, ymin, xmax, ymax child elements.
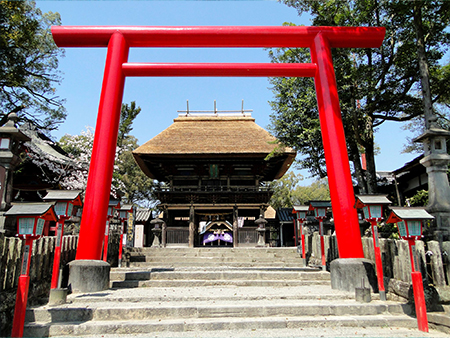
<box><xmin>310</xmin><ymin>33</ymin><xmax>364</xmax><ymax>258</ymax></box>
<box><xmin>51</xmin><ymin>26</ymin><xmax>385</xmax><ymax>49</ymax></box>
<box><xmin>412</xmin><ymin>271</ymin><xmax>429</xmax><ymax>332</ymax></box>
<box><xmin>75</xmin><ymin>32</ymin><xmax>129</xmax><ymax>260</ymax></box>
<box><xmin>12</xmin><ymin>238</ymin><xmax>34</xmax><ymax>337</ymax></box>
<box><xmin>371</xmin><ymin>222</ymin><xmax>385</xmax><ymax>293</ymax></box>
<box><xmin>122</xmin><ymin>62</ymin><xmax>317</xmax><ymax>77</ymax></box>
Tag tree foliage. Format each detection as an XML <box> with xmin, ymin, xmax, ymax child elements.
<box><xmin>0</xmin><ymin>0</ymin><xmax>65</xmax><ymax>130</ymax></box>
<box><xmin>269</xmin><ymin>171</ymin><xmax>330</xmax><ymax>209</ymax></box>
<box><xmin>118</xmin><ymin>101</ymin><xmax>141</xmax><ymax>147</ymax></box>
<box><xmin>114</xmin><ymin>135</ymin><xmax>159</xmax><ymax>208</ymax></box>
<box><xmin>408</xmin><ymin>189</ymin><xmax>429</xmax><ymax>207</ymax></box>
<box><xmin>269</xmin><ymin>0</ymin><xmax>450</xmax><ymax>194</ymax></box>
<box><xmin>58</xmin><ymin>102</ymin><xmax>159</xmax><ymax>207</ymax></box>
<box><xmin>269</xmin><ymin>171</ymin><xmax>302</xmax><ymax>209</ymax></box>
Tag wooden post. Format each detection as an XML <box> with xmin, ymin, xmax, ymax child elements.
<box><xmin>233</xmin><ymin>206</ymin><xmax>238</xmax><ymax>248</ymax></box>
<box><xmin>189</xmin><ymin>205</ymin><xmax>195</xmax><ymax>248</ymax></box>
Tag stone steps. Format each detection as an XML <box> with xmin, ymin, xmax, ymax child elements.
<box><xmin>129</xmin><ymin>256</ymin><xmax>300</xmax><ymax>262</ymax></box>
<box><xmin>125</xmin><ymin>247</ymin><xmax>304</xmax><ymax>268</ymax></box>
<box><xmin>112</xmin><ymin>279</ymin><xmax>332</xmax><ymax>288</ymax></box>
<box><xmin>127</xmin><ymin>247</ymin><xmax>299</xmax><ymax>254</ymax></box>
<box><xmin>24</xmin><ymin>288</ymin><xmax>416</xmax><ymax>337</ymax></box>
<box><xmin>25</xmin><ymin>314</ymin><xmax>418</xmax><ymax>337</ymax></box>
<box><xmin>22</xmin><ymin>248</ymin><xmax>444</xmax><ymax>337</ymax></box>
<box><xmin>27</xmin><ymin>300</ymin><xmax>411</xmax><ymax>322</ymax></box>
<box><xmin>127</xmin><ymin>261</ymin><xmax>306</xmax><ymax>268</ymax></box>
<box><xmin>110</xmin><ymin>269</ymin><xmax>328</xmax><ymax>281</ymax></box>
<box><xmin>109</xmin><ymin>268</ymin><xmax>330</xmax><ymax>288</ymax></box>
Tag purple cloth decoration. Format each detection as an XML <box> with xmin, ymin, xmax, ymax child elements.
<box><xmin>203</xmin><ymin>232</ymin><xmax>233</xmax><ymax>244</ymax></box>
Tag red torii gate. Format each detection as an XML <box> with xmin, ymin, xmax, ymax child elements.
<box><xmin>51</xmin><ymin>26</ymin><xmax>385</xmax><ymax>261</ymax></box>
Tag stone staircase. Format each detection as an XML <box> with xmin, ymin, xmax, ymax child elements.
<box><xmin>23</xmin><ymin>247</ymin><xmax>445</xmax><ymax>337</ymax></box>
<box><xmin>124</xmin><ymin>247</ymin><xmax>306</xmax><ymax>268</ymax></box>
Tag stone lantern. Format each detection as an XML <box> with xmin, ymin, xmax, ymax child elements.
<box><xmin>5</xmin><ymin>202</ymin><xmax>57</xmax><ymax>337</ymax></box>
<box><xmin>386</xmin><ymin>207</ymin><xmax>434</xmax><ymax>332</ymax></box>
<box><xmin>293</xmin><ymin>205</ymin><xmax>309</xmax><ymax>266</ymax></box>
<box><xmin>102</xmin><ymin>199</ymin><xmax>121</xmax><ymax>261</ymax></box>
<box><xmin>0</xmin><ymin>113</ymin><xmax>31</xmax><ymax>235</ymax></box>
<box><xmin>309</xmin><ymin>200</ymin><xmax>331</xmax><ymax>271</ymax></box>
<box><xmin>355</xmin><ymin>194</ymin><xmax>391</xmax><ymax>301</ymax></box>
<box><xmin>150</xmin><ymin>217</ymin><xmax>164</xmax><ymax>247</ymax></box>
<box><xmin>117</xmin><ymin>204</ymin><xmax>133</xmax><ymax>267</ymax></box>
<box><xmin>255</xmin><ymin>215</ymin><xmax>267</xmax><ymax>247</ymax></box>
<box><xmin>414</xmin><ymin>128</ymin><xmax>450</xmax><ymax>240</ymax></box>
<box><xmin>42</xmin><ymin>190</ymin><xmax>83</xmax><ymax>292</ymax></box>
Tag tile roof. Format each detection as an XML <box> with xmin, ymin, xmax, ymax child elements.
<box><xmin>276</xmin><ymin>208</ymin><xmax>294</xmax><ymax>222</ymax></box>
<box><xmin>135</xmin><ymin>208</ymin><xmax>152</xmax><ymax>222</ymax></box>
<box><xmin>43</xmin><ymin>190</ymin><xmax>83</xmax><ymax>201</ymax></box>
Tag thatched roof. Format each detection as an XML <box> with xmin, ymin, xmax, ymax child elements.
<box><xmin>134</xmin><ymin>115</ymin><xmax>295</xmax><ymax>156</ymax></box>
<box><xmin>133</xmin><ymin>114</ymin><xmax>296</xmax><ymax>181</ymax></box>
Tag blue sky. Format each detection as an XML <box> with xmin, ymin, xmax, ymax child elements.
<box><xmin>36</xmin><ymin>0</ymin><xmax>418</xmax><ymax>184</ymax></box>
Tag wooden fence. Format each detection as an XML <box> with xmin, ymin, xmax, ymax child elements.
<box><xmin>302</xmin><ymin>232</ymin><xmax>450</xmax><ymax>301</ymax></box>
<box><xmin>0</xmin><ymin>234</ymin><xmax>78</xmax><ymax>336</ymax></box>
<box><xmin>2</xmin><ymin>230</ymin><xmax>450</xmax><ymax>334</ymax></box>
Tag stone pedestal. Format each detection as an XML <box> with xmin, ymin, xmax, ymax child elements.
<box><xmin>256</xmin><ymin>227</ymin><xmax>266</xmax><ymax>247</ymax></box>
<box><xmin>330</xmin><ymin>258</ymin><xmax>378</xmax><ymax>293</ymax></box>
<box><xmin>151</xmin><ymin>227</ymin><xmax>161</xmax><ymax>247</ymax></box>
<box><xmin>255</xmin><ymin>215</ymin><xmax>267</xmax><ymax>247</ymax></box>
<box><xmin>68</xmin><ymin>260</ymin><xmax>110</xmax><ymax>293</ymax></box>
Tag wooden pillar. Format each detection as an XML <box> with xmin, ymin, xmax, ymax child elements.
<box><xmin>162</xmin><ymin>208</ymin><xmax>167</xmax><ymax>248</ymax></box>
<box><xmin>189</xmin><ymin>205</ymin><xmax>195</xmax><ymax>248</ymax></box>
<box><xmin>233</xmin><ymin>206</ymin><xmax>238</xmax><ymax>248</ymax></box>
<box><xmin>161</xmin><ymin>222</ymin><xmax>167</xmax><ymax>248</ymax></box>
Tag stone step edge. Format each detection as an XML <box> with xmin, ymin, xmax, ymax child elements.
<box><xmin>109</xmin><ymin>280</ymin><xmax>331</xmax><ymax>288</ymax></box>
<box><xmin>128</xmin><ymin>255</ymin><xmax>301</xmax><ymax>258</ymax></box>
<box><xmin>109</xmin><ymin>273</ymin><xmax>330</xmax><ymax>282</ymax></box>
<box><xmin>111</xmin><ymin>267</ymin><xmax>318</xmax><ymax>271</ymax></box>
<box><xmin>127</xmin><ymin>248</ymin><xmax>299</xmax><ymax>251</ymax></box>
<box><xmin>26</xmin><ymin>303</ymin><xmax>409</xmax><ymax>324</ymax></box>
<box><xmin>67</xmin><ymin>294</ymin><xmax>356</xmax><ymax>303</ymax></box>
<box><xmin>126</xmin><ymin>264</ymin><xmax>311</xmax><ymax>268</ymax></box>
<box><xmin>24</xmin><ymin>314</ymin><xmax>417</xmax><ymax>336</ymax></box>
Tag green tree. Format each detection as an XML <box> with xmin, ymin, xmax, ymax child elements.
<box><xmin>294</xmin><ymin>179</ymin><xmax>330</xmax><ymax>205</ymax></box>
<box><xmin>115</xmin><ymin>101</ymin><xmax>159</xmax><ymax>207</ymax></box>
<box><xmin>114</xmin><ymin>135</ymin><xmax>159</xmax><ymax>208</ymax></box>
<box><xmin>269</xmin><ymin>171</ymin><xmax>330</xmax><ymax>209</ymax></box>
<box><xmin>269</xmin><ymin>171</ymin><xmax>302</xmax><ymax>209</ymax></box>
<box><xmin>0</xmin><ymin>0</ymin><xmax>65</xmax><ymax>130</ymax></box>
<box><xmin>117</xmin><ymin>101</ymin><xmax>141</xmax><ymax>147</ymax></box>
<box><xmin>269</xmin><ymin>1</ymin><xmax>450</xmax><ymax>193</ymax></box>
<box><xmin>408</xmin><ymin>189</ymin><xmax>429</xmax><ymax>207</ymax></box>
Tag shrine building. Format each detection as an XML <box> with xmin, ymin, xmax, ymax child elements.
<box><xmin>133</xmin><ymin>113</ymin><xmax>295</xmax><ymax>247</ymax></box>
